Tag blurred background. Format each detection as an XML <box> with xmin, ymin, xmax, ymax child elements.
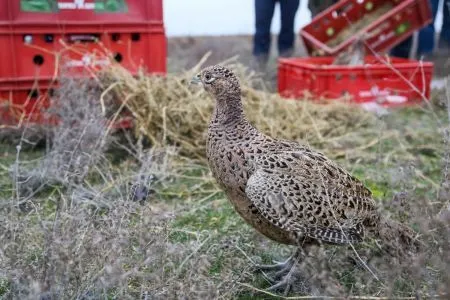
<box><xmin>164</xmin><ymin>0</ymin><xmax>444</xmax><ymax>37</ymax></box>
<box><xmin>164</xmin><ymin>0</ymin><xmax>448</xmax><ymax>86</ymax></box>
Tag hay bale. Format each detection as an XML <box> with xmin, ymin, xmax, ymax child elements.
<box><xmin>100</xmin><ymin>62</ymin><xmax>375</xmax><ymax>161</ymax></box>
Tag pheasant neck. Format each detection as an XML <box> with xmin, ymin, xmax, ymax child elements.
<box><xmin>212</xmin><ymin>93</ymin><xmax>245</xmax><ymax>127</ymax></box>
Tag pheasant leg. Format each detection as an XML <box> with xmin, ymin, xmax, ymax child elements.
<box><xmin>263</xmin><ymin>246</ymin><xmax>313</xmax><ymax>294</ymax></box>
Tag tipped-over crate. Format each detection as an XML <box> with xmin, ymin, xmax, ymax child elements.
<box><xmin>300</xmin><ymin>0</ymin><xmax>433</xmax><ymax>57</ymax></box>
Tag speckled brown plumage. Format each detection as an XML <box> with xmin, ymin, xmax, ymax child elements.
<box><xmin>191</xmin><ymin>65</ymin><xmax>419</xmax><ymax>254</ymax></box>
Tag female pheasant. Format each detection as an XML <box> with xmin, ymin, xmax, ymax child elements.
<box><xmin>190</xmin><ymin>65</ymin><xmax>420</xmax><ymax>291</ymax></box>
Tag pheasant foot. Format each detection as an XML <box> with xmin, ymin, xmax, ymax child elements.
<box><xmin>254</xmin><ymin>248</ymin><xmax>301</xmax><ymax>272</ymax></box>
<box><xmin>265</xmin><ymin>266</ymin><xmax>306</xmax><ymax>295</ymax></box>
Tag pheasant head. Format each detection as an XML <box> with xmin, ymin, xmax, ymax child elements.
<box><xmin>191</xmin><ymin>65</ymin><xmax>243</xmax><ymax>124</ymax></box>
<box><xmin>190</xmin><ymin>65</ymin><xmax>241</xmax><ymax>98</ymax></box>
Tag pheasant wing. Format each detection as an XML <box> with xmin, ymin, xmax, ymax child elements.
<box><xmin>245</xmin><ymin>149</ymin><xmax>376</xmax><ymax>244</ymax></box>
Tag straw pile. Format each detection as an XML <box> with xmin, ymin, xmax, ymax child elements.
<box><xmin>99</xmin><ymin>61</ymin><xmax>376</xmax><ymax>161</ymax></box>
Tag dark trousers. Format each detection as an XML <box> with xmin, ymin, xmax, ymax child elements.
<box><xmin>442</xmin><ymin>1</ymin><xmax>450</xmax><ymax>46</ymax></box>
<box><xmin>391</xmin><ymin>0</ymin><xmax>449</xmax><ymax>58</ymax></box>
<box><xmin>308</xmin><ymin>0</ymin><xmax>337</xmax><ymax>17</ymax></box>
<box><xmin>253</xmin><ymin>0</ymin><xmax>300</xmax><ymax>57</ymax></box>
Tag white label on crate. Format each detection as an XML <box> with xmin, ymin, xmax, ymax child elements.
<box><xmin>58</xmin><ymin>0</ymin><xmax>95</xmax><ymax>10</ymax></box>
<box><xmin>386</xmin><ymin>95</ymin><xmax>407</xmax><ymax>103</ymax></box>
<box><xmin>65</xmin><ymin>54</ymin><xmax>110</xmax><ymax>67</ymax></box>
<box><xmin>370</xmin><ymin>31</ymin><xmax>395</xmax><ymax>49</ymax></box>
<box><xmin>359</xmin><ymin>86</ymin><xmax>390</xmax><ymax>98</ymax></box>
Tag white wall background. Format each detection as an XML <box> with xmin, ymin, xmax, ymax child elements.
<box><xmin>163</xmin><ymin>0</ymin><xmax>443</xmax><ymax>37</ymax></box>
<box><xmin>163</xmin><ymin>0</ymin><xmax>311</xmax><ymax>37</ymax></box>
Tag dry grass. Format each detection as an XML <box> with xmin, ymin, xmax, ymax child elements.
<box><xmin>0</xmin><ymin>57</ymin><xmax>449</xmax><ymax>299</ymax></box>
<box><xmin>101</xmin><ymin>56</ymin><xmax>377</xmax><ymax>162</ymax></box>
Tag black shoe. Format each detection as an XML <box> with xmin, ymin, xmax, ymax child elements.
<box><xmin>279</xmin><ymin>49</ymin><xmax>294</xmax><ymax>58</ymax></box>
<box><xmin>251</xmin><ymin>54</ymin><xmax>269</xmax><ymax>72</ymax></box>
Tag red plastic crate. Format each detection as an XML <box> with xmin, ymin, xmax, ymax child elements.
<box><xmin>278</xmin><ymin>56</ymin><xmax>434</xmax><ymax>106</ymax></box>
<box><xmin>0</xmin><ymin>1</ymin><xmax>165</xmax><ymax>128</ymax></box>
<box><xmin>300</xmin><ymin>0</ymin><xmax>432</xmax><ymax>57</ymax></box>
<box><xmin>1</xmin><ymin>0</ymin><xmax>163</xmax><ymax>25</ymax></box>
<box><xmin>0</xmin><ymin>26</ymin><xmax>167</xmax><ymax>81</ymax></box>
<box><xmin>0</xmin><ymin>28</ymin><xmax>166</xmax><ymax>126</ymax></box>
<box><xmin>0</xmin><ymin>79</ymin><xmax>132</xmax><ymax>128</ymax></box>
<box><xmin>0</xmin><ymin>79</ymin><xmax>55</xmax><ymax>126</ymax></box>
<box><xmin>0</xmin><ymin>3</ymin><xmax>8</xmax><ymax>22</ymax></box>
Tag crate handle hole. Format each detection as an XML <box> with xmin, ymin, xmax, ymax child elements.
<box><xmin>114</xmin><ymin>53</ymin><xmax>123</xmax><ymax>63</ymax></box>
<box><xmin>131</xmin><ymin>33</ymin><xmax>141</xmax><ymax>42</ymax></box>
<box><xmin>44</xmin><ymin>34</ymin><xmax>54</xmax><ymax>43</ymax></box>
<box><xmin>111</xmin><ymin>33</ymin><xmax>121</xmax><ymax>41</ymax></box>
<box><xmin>33</xmin><ymin>55</ymin><xmax>44</xmax><ymax>66</ymax></box>
<box><xmin>28</xmin><ymin>90</ymin><xmax>39</xmax><ymax>99</ymax></box>
<box><xmin>335</xmin><ymin>74</ymin><xmax>342</xmax><ymax>81</ymax></box>
<box><xmin>335</xmin><ymin>3</ymin><xmax>354</xmax><ymax>16</ymax></box>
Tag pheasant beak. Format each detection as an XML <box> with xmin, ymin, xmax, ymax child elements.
<box><xmin>190</xmin><ymin>73</ymin><xmax>202</xmax><ymax>85</ymax></box>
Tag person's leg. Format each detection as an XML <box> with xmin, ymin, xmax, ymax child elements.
<box><xmin>391</xmin><ymin>38</ymin><xmax>412</xmax><ymax>58</ymax></box>
<box><xmin>308</xmin><ymin>0</ymin><xmax>322</xmax><ymax>18</ymax></box>
<box><xmin>309</xmin><ymin>0</ymin><xmax>337</xmax><ymax>18</ymax></box>
<box><xmin>440</xmin><ymin>0</ymin><xmax>450</xmax><ymax>48</ymax></box>
<box><xmin>392</xmin><ymin>0</ymin><xmax>438</xmax><ymax>58</ymax></box>
<box><xmin>278</xmin><ymin>0</ymin><xmax>300</xmax><ymax>57</ymax></box>
<box><xmin>416</xmin><ymin>0</ymin><xmax>440</xmax><ymax>56</ymax></box>
<box><xmin>253</xmin><ymin>0</ymin><xmax>277</xmax><ymax>59</ymax></box>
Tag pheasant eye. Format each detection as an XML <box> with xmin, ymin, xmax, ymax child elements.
<box><xmin>204</xmin><ymin>73</ymin><xmax>215</xmax><ymax>83</ymax></box>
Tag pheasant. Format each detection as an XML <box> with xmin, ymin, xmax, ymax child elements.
<box><xmin>190</xmin><ymin>65</ymin><xmax>420</xmax><ymax>291</ymax></box>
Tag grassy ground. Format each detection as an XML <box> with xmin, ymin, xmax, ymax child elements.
<box><xmin>1</xmin><ymin>103</ymin><xmax>448</xmax><ymax>299</ymax></box>
<box><xmin>0</xmin><ymin>36</ymin><xmax>449</xmax><ymax>299</ymax></box>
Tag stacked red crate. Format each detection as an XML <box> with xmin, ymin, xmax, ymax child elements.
<box><xmin>0</xmin><ymin>0</ymin><xmax>167</xmax><ymax>126</ymax></box>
